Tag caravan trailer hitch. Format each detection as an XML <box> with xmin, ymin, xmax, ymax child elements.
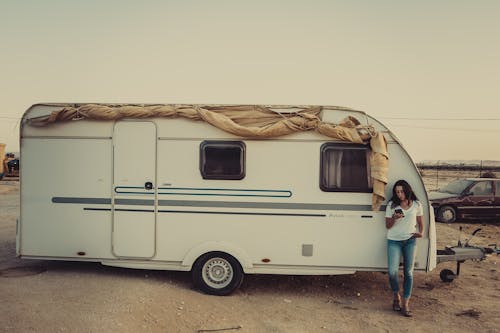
<box><xmin>436</xmin><ymin>227</ymin><xmax>499</xmax><ymax>282</ymax></box>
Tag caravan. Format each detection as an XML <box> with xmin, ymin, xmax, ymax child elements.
<box><xmin>17</xmin><ymin>103</ymin><xmax>436</xmax><ymax>295</ymax></box>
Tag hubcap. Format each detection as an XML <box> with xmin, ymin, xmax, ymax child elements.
<box><xmin>441</xmin><ymin>209</ymin><xmax>454</xmax><ymax>222</ymax></box>
<box><xmin>202</xmin><ymin>257</ymin><xmax>233</xmax><ymax>289</ymax></box>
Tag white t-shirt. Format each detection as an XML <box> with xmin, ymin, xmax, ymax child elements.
<box><xmin>385</xmin><ymin>200</ymin><xmax>423</xmax><ymax>241</ymax></box>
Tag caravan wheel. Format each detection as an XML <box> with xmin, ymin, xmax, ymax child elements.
<box><xmin>440</xmin><ymin>269</ymin><xmax>455</xmax><ymax>282</ymax></box>
<box><xmin>192</xmin><ymin>252</ymin><xmax>244</xmax><ymax>296</ymax></box>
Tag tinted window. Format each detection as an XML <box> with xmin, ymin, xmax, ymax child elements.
<box><xmin>440</xmin><ymin>179</ymin><xmax>473</xmax><ymax>194</ymax></box>
<box><xmin>200</xmin><ymin>141</ymin><xmax>245</xmax><ymax>180</ymax></box>
<box><xmin>470</xmin><ymin>181</ymin><xmax>492</xmax><ymax>196</ymax></box>
<box><xmin>320</xmin><ymin>143</ymin><xmax>372</xmax><ymax>192</ymax></box>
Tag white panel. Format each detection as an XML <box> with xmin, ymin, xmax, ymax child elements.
<box><xmin>21</xmin><ymin>139</ymin><xmax>112</xmax><ymax>198</ymax></box>
<box><xmin>113</xmin><ymin>121</ymin><xmax>157</xmax><ymax>258</ymax></box>
<box><xmin>427</xmin><ymin>209</ymin><xmax>437</xmax><ymax>271</ymax></box>
<box><xmin>113</xmin><ymin>211</ymin><xmax>155</xmax><ymax>257</ymax></box>
<box><xmin>20</xmin><ymin>139</ymin><xmax>113</xmax><ymax>258</ymax></box>
<box><xmin>113</xmin><ymin>121</ymin><xmax>156</xmax><ymax>187</ymax></box>
<box><xmin>155</xmin><ymin>213</ymin><xmax>388</xmax><ymax>268</ymax></box>
<box><xmin>153</xmin><ymin>136</ymin><xmax>430</xmax><ymax>270</ymax></box>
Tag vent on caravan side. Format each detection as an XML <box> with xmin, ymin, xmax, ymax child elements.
<box><xmin>302</xmin><ymin>244</ymin><xmax>313</xmax><ymax>257</ymax></box>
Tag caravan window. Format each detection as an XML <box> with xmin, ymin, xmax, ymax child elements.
<box><xmin>200</xmin><ymin>141</ymin><xmax>246</xmax><ymax>180</ymax></box>
<box><xmin>320</xmin><ymin>143</ymin><xmax>372</xmax><ymax>192</ymax></box>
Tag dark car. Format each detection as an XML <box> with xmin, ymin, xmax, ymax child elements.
<box><xmin>7</xmin><ymin>158</ymin><xmax>19</xmax><ymax>172</ymax></box>
<box><xmin>429</xmin><ymin>178</ymin><xmax>500</xmax><ymax>223</ymax></box>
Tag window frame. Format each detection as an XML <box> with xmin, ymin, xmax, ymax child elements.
<box><xmin>199</xmin><ymin>140</ymin><xmax>246</xmax><ymax>180</ymax></box>
<box><xmin>319</xmin><ymin>143</ymin><xmax>372</xmax><ymax>193</ymax></box>
<box><xmin>495</xmin><ymin>181</ymin><xmax>500</xmax><ymax>196</ymax></box>
<box><xmin>469</xmin><ymin>180</ymin><xmax>493</xmax><ymax>196</ymax></box>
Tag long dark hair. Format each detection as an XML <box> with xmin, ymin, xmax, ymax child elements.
<box><xmin>390</xmin><ymin>179</ymin><xmax>418</xmax><ymax>207</ymax></box>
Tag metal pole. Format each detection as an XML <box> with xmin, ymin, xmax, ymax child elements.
<box><xmin>436</xmin><ymin>160</ymin><xmax>439</xmax><ymax>190</ymax></box>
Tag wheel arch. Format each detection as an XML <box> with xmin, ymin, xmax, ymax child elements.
<box><xmin>182</xmin><ymin>241</ymin><xmax>253</xmax><ymax>272</ymax></box>
<box><xmin>438</xmin><ymin>203</ymin><xmax>459</xmax><ymax>213</ymax></box>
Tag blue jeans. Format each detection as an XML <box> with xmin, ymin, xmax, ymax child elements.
<box><xmin>387</xmin><ymin>237</ymin><xmax>417</xmax><ymax>299</ymax></box>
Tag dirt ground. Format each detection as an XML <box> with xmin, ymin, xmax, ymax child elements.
<box><xmin>1</xmin><ymin>181</ymin><xmax>499</xmax><ymax>333</ymax></box>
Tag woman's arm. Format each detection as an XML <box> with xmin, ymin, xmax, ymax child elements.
<box><xmin>385</xmin><ymin>212</ymin><xmax>404</xmax><ymax>229</ymax></box>
<box><xmin>412</xmin><ymin>216</ymin><xmax>424</xmax><ymax>238</ymax></box>
<box><xmin>385</xmin><ymin>217</ymin><xmax>394</xmax><ymax>229</ymax></box>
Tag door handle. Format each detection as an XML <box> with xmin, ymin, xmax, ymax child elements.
<box><xmin>145</xmin><ymin>182</ymin><xmax>154</xmax><ymax>190</ymax></box>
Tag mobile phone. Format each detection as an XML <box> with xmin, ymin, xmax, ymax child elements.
<box><xmin>395</xmin><ymin>208</ymin><xmax>404</xmax><ymax>215</ymax></box>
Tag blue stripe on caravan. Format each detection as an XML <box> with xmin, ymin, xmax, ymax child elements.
<box><xmin>158</xmin><ymin>192</ymin><xmax>289</xmax><ymax>198</ymax></box>
<box><xmin>114</xmin><ymin>186</ymin><xmax>292</xmax><ymax>198</ymax></box>
<box><xmin>114</xmin><ymin>186</ymin><xmax>154</xmax><ymax>195</ymax></box>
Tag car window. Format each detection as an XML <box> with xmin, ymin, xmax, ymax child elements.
<box><xmin>496</xmin><ymin>181</ymin><xmax>500</xmax><ymax>196</ymax></box>
<box><xmin>440</xmin><ymin>179</ymin><xmax>473</xmax><ymax>194</ymax></box>
<box><xmin>469</xmin><ymin>181</ymin><xmax>492</xmax><ymax>196</ymax></box>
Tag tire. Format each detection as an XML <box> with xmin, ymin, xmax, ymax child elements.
<box><xmin>192</xmin><ymin>251</ymin><xmax>244</xmax><ymax>296</ymax></box>
<box><xmin>440</xmin><ymin>269</ymin><xmax>455</xmax><ymax>283</ymax></box>
<box><xmin>437</xmin><ymin>205</ymin><xmax>457</xmax><ymax>223</ymax></box>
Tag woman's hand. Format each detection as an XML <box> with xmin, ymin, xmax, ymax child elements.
<box><xmin>386</xmin><ymin>213</ymin><xmax>403</xmax><ymax>229</ymax></box>
<box><xmin>393</xmin><ymin>212</ymin><xmax>404</xmax><ymax>220</ymax></box>
<box><xmin>414</xmin><ymin>216</ymin><xmax>424</xmax><ymax>238</ymax></box>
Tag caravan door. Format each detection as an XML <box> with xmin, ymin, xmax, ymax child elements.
<box><xmin>112</xmin><ymin>121</ymin><xmax>157</xmax><ymax>258</ymax></box>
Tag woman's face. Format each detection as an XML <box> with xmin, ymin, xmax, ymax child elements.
<box><xmin>395</xmin><ymin>185</ymin><xmax>406</xmax><ymax>201</ymax></box>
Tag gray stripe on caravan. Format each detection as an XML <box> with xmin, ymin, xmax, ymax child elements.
<box><xmin>52</xmin><ymin>197</ymin><xmax>111</xmax><ymax>204</ymax></box>
<box><xmin>52</xmin><ymin>197</ymin><xmax>384</xmax><ymax>211</ymax></box>
<box><xmin>116</xmin><ymin>199</ymin><xmax>155</xmax><ymax>205</ymax></box>
<box><xmin>52</xmin><ymin>197</ymin><xmax>153</xmax><ymax>206</ymax></box>
<box><xmin>159</xmin><ymin>200</ymin><xmax>376</xmax><ymax>211</ymax></box>
<box><xmin>23</xmin><ymin>136</ymin><xmax>112</xmax><ymax>140</ymax></box>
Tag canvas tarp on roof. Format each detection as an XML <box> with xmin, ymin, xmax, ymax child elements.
<box><xmin>27</xmin><ymin>104</ymin><xmax>388</xmax><ymax>210</ymax></box>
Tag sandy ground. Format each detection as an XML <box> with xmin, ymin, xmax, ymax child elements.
<box><xmin>1</xmin><ymin>181</ymin><xmax>499</xmax><ymax>333</ymax></box>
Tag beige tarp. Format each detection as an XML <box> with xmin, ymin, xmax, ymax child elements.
<box><xmin>27</xmin><ymin>104</ymin><xmax>388</xmax><ymax>210</ymax></box>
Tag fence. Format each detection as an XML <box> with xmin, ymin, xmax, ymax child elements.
<box><xmin>417</xmin><ymin>160</ymin><xmax>499</xmax><ymax>192</ymax></box>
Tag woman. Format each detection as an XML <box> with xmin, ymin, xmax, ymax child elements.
<box><xmin>385</xmin><ymin>180</ymin><xmax>424</xmax><ymax>317</ymax></box>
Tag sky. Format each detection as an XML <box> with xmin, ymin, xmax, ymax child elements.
<box><xmin>1</xmin><ymin>0</ymin><xmax>499</xmax><ymax>162</ymax></box>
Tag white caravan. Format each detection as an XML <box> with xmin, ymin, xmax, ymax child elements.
<box><xmin>17</xmin><ymin>103</ymin><xmax>436</xmax><ymax>295</ymax></box>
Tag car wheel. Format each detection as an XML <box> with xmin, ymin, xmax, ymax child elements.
<box><xmin>437</xmin><ymin>205</ymin><xmax>457</xmax><ymax>223</ymax></box>
<box><xmin>192</xmin><ymin>251</ymin><xmax>244</xmax><ymax>296</ymax></box>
